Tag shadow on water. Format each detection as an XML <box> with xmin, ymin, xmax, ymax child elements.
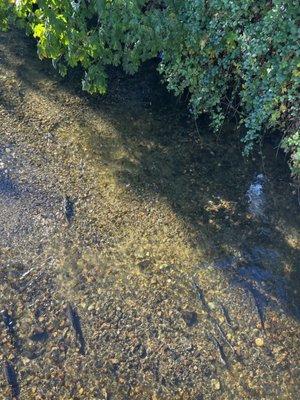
<box><xmin>0</xmin><ymin>170</ymin><xmax>19</xmax><ymax>197</ymax></box>
<box><xmin>1</xmin><ymin>30</ymin><xmax>300</xmax><ymax>321</ymax></box>
<box><xmin>65</xmin><ymin>67</ymin><xmax>300</xmax><ymax>319</ymax></box>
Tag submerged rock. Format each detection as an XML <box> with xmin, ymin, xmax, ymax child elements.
<box><xmin>255</xmin><ymin>337</ymin><xmax>264</xmax><ymax>347</ymax></box>
<box><xmin>211</xmin><ymin>379</ymin><xmax>221</xmax><ymax>391</ymax></box>
<box><xmin>182</xmin><ymin>310</ymin><xmax>198</xmax><ymax>327</ymax></box>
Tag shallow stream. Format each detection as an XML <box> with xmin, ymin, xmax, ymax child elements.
<box><xmin>0</xmin><ymin>30</ymin><xmax>299</xmax><ymax>400</ymax></box>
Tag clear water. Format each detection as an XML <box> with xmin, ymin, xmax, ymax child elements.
<box><xmin>0</xmin><ymin>30</ymin><xmax>299</xmax><ymax>400</ymax></box>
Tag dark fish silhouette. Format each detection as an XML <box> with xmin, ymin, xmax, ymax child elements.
<box><xmin>209</xmin><ymin>335</ymin><xmax>229</xmax><ymax>368</ymax></box>
<box><xmin>63</xmin><ymin>196</ymin><xmax>74</xmax><ymax>223</ymax></box>
<box><xmin>1</xmin><ymin>310</ymin><xmax>15</xmax><ymax>335</ymax></box>
<box><xmin>219</xmin><ymin>304</ymin><xmax>235</xmax><ymax>331</ymax></box>
<box><xmin>242</xmin><ymin>282</ymin><xmax>266</xmax><ymax>331</ymax></box>
<box><xmin>193</xmin><ymin>281</ymin><xmax>211</xmax><ymax>314</ymax></box>
<box><xmin>193</xmin><ymin>281</ymin><xmax>242</xmax><ymax>363</ymax></box>
<box><xmin>251</xmin><ymin>289</ymin><xmax>265</xmax><ymax>331</ymax></box>
<box><xmin>3</xmin><ymin>361</ymin><xmax>19</xmax><ymax>398</ymax></box>
<box><xmin>66</xmin><ymin>303</ymin><xmax>85</xmax><ymax>355</ymax></box>
<box><xmin>213</xmin><ymin>319</ymin><xmax>243</xmax><ymax>363</ymax></box>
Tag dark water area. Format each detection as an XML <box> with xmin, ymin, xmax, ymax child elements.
<box><xmin>0</xmin><ymin>29</ymin><xmax>299</xmax><ymax>399</ymax></box>
<box><xmin>0</xmin><ymin>170</ymin><xmax>19</xmax><ymax>197</ymax></box>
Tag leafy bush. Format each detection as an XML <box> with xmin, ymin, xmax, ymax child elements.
<box><xmin>0</xmin><ymin>0</ymin><xmax>15</xmax><ymax>31</ymax></box>
<box><xmin>282</xmin><ymin>131</ymin><xmax>300</xmax><ymax>178</ymax></box>
<box><xmin>2</xmin><ymin>0</ymin><xmax>300</xmax><ymax>177</ymax></box>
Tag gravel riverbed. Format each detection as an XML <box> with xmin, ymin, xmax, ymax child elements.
<box><xmin>0</xmin><ymin>29</ymin><xmax>299</xmax><ymax>400</ymax></box>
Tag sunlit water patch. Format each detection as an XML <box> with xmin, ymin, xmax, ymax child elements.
<box><xmin>246</xmin><ymin>173</ymin><xmax>266</xmax><ymax>219</ymax></box>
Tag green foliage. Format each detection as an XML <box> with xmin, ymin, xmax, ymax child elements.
<box><xmin>282</xmin><ymin>131</ymin><xmax>300</xmax><ymax>178</ymax></box>
<box><xmin>0</xmin><ymin>0</ymin><xmax>15</xmax><ymax>31</ymax></box>
<box><xmin>156</xmin><ymin>1</ymin><xmax>300</xmax><ymax>177</ymax></box>
<box><xmin>3</xmin><ymin>0</ymin><xmax>300</xmax><ymax>177</ymax></box>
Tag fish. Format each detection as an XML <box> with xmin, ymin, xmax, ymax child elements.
<box><xmin>219</xmin><ymin>304</ymin><xmax>235</xmax><ymax>331</ymax></box>
<box><xmin>243</xmin><ymin>282</ymin><xmax>265</xmax><ymax>331</ymax></box>
<box><xmin>209</xmin><ymin>335</ymin><xmax>229</xmax><ymax>368</ymax></box>
<box><xmin>192</xmin><ymin>281</ymin><xmax>211</xmax><ymax>314</ymax></box>
<box><xmin>66</xmin><ymin>302</ymin><xmax>86</xmax><ymax>355</ymax></box>
<box><xmin>1</xmin><ymin>310</ymin><xmax>15</xmax><ymax>335</ymax></box>
<box><xmin>3</xmin><ymin>361</ymin><xmax>19</xmax><ymax>398</ymax></box>
<box><xmin>63</xmin><ymin>196</ymin><xmax>74</xmax><ymax>223</ymax></box>
<box><xmin>251</xmin><ymin>291</ymin><xmax>265</xmax><ymax>331</ymax></box>
<box><xmin>213</xmin><ymin>319</ymin><xmax>243</xmax><ymax>363</ymax></box>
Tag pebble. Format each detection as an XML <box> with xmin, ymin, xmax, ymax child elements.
<box><xmin>255</xmin><ymin>338</ymin><xmax>264</xmax><ymax>347</ymax></box>
<box><xmin>211</xmin><ymin>379</ymin><xmax>221</xmax><ymax>390</ymax></box>
<box><xmin>79</xmin><ymin>387</ymin><xmax>84</xmax><ymax>395</ymax></box>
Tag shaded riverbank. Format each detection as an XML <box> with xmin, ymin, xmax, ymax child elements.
<box><xmin>0</xmin><ymin>29</ymin><xmax>299</xmax><ymax>399</ymax></box>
